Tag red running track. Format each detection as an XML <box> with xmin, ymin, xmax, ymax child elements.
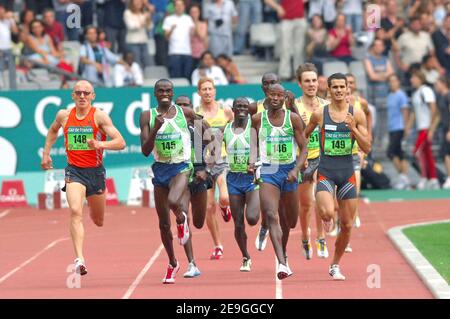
<box><xmin>0</xmin><ymin>199</ymin><xmax>449</xmax><ymax>299</ymax></box>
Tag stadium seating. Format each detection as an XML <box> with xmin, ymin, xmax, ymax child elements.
<box><xmin>322</xmin><ymin>61</ymin><xmax>349</xmax><ymax>77</ymax></box>
<box><xmin>249</xmin><ymin>23</ymin><xmax>277</xmax><ymax>60</ymax></box>
<box><xmin>144</xmin><ymin>66</ymin><xmax>169</xmax><ymax>80</ymax></box>
<box><xmin>349</xmin><ymin>60</ymin><xmax>368</xmax><ymax>97</ymax></box>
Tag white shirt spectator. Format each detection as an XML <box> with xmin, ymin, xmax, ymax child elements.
<box><xmin>412</xmin><ymin>85</ymin><xmax>436</xmax><ymax>130</ymax></box>
<box><xmin>123</xmin><ymin>9</ymin><xmax>151</xmax><ymax>44</ymax></box>
<box><xmin>397</xmin><ymin>31</ymin><xmax>434</xmax><ymax>66</ymax></box>
<box><xmin>162</xmin><ymin>13</ymin><xmax>194</xmax><ymax>55</ymax></box>
<box><xmin>191</xmin><ymin>65</ymin><xmax>228</xmax><ymax>86</ymax></box>
<box><xmin>0</xmin><ymin>18</ymin><xmax>13</xmax><ymax>50</ymax></box>
<box><xmin>114</xmin><ymin>62</ymin><xmax>143</xmax><ymax>87</ymax></box>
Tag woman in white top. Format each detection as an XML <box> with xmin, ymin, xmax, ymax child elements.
<box><xmin>123</xmin><ymin>0</ymin><xmax>153</xmax><ymax>68</ymax></box>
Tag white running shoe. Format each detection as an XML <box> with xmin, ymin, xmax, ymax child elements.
<box><xmin>443</xmin><ymin>178</ymin><xmax>450</xmax><ymax>190</ymax></box>
<box><xmin>277</xmin><ymin>263</ymin><xmax>290</xmax><ymax>280</ymax></box>
<box><xmin>316</xmin><ymin>238</ymin><xmax>329</xmax><ymax>258</ymax></box>
<box><xmin>177</xmin><ymin>212</ymin><xmax>190</xmax><ymax>246</ymax></box>
<box><xmin>183</xmin><ymin>262</ymin><xmax>201</xmax><ymax>278</ymax></box>
<box><xmin>417</xmin><ymin>178</ymin><xmax>428</xmax><ymax>190</ymax></box>
<box><xmin>285</xmin><ymin>256</ymin><xmax>293</xmax><ymax>276</ymax></box>
<box><xmin>329</xmin><ymin>264</ymin><xmax>346</xmax><ymax>281</ymax></box>
<box><xmin>302</xmin><ymin>239</ymin><xmax>313</xmax><ymax>260</ymax></box>
<box><xmin>427</xmin><ymin>178</ymin><xmax>440</xmax><ymax>190</ymax></box>
<box><xmin>162</xmin><ymin>261</ymin><xmax>180</xmax><ymax>284</ymax></box>
<box><xmin>74</xmin><ymin>258</ymin><xmax>87</xmax><ymax>276</ymax></box>
<box><xmin>345</xmin><ymin>244</ymin><xmax>353</xmax><ymax>253</ymax></box>
<box><xmin>354</xmin><ymin>215</ymin><xmax>361</xmax><ymax>228</ymax></box>
<box><xmin>255</xmin><ymin>227</ymin><xmax>269</xmax><ymax>251</ymax></box>
<box><xmin>240</xmin><ymin>257</ymin><xmax>252</xmax><ymax>272</ymax></box>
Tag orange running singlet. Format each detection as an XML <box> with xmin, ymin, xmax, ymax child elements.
<box><xmin>64</xmin><ymin>107</ymin><xmax>106</xmax><ymax>168</ymax></box>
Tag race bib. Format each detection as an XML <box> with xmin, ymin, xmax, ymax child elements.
<box><xmin>67</xmin><ymin>126</ymin><xmax>93</xmax><ymax>151</ymax></box>
<box><xmin>308</xmin><ymin>128</ymin><xmax>320</xmax><ymax>150</ymax></box>
<box><xmin>155</xmin><ymin>132</ymin><xmax>183</xmax><ymax>160</ymax></box>
<box><xmin>228</xmin><ymin>149</ymin><xmax>249</xmax><ymax>172</ymax></box>
<box><xmin>266</xmin><ymin>135</ymin><xmax>293</xmax><ymax>162</ymax></box>
<box><xmin>324</xmin><ymin>131</ymin><xmax>352</xmax><ymax>156</ymax></box>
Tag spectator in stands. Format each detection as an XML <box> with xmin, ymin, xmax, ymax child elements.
<box><xmin>431</xmin><ymin>13</ymin><xmax>450</xmax><ymax>77</ymax></box>
<box><xmin>43</xmin><ymin>9</ymin><xmax>65</xmax><ymax>52</ymax></box>
<box><xmin>308</xmin><ymin>0</ymin><xmax>336</xmax><ymax>30</ymax></box>
<box><xmin>406</xmin><ymin>70</ymin><xmax>440</xmax><ymax>190</ymax></box>
<box><xmin>433</xmin><ymin>0</ymin><xmax>447</xmax><ymax>27</ymax></box>
<box><xmin>216</xmin><ymin>53</ymin><xmax>245</xmax><ymax>84</ymax></box>
<box><xmin>114</xmin><ymin>51</ymin><xmax>144</xmax><ymax>87</ymax></box>
<box><xmin>98</xmin><ymin>28</ymin><xmax>112</xmax><ymax>50</ymax></box>
<box><xmin>419</xmin><ymin>12</ymin><xmax>436</xmax><ymax>33</ymax></box>
<box><xmin>233</xmin><ymin>0</ymin><xmax>262</xmax><ymax>55</ymax></box>
<box><xmin>151</xmin><ymin>0</ymin><xmax>171</xmax><ymax>66</ymax></box>
<box><xmin>52</xmin><ymin>0</ymin><xmax>80</xmax><ymax>41</ymax></box>
<box><xmin>191</xmin><ymin>50</ymin><xmax>228</xmax><ymax>86</ymax></box>
<box><xmin>420</xmin><ymin>54</ymin><xmax>443</xmax><ymax>85</ymax></box>
<box><xmin>305</xmin><ymin>14</ymin><xmax>328</xmax><ymax>74</ymax></box>
<box><xmin>189</xmin><ymin>3</ymin><xmax>208</xmax><ymax>71</ymax></box>
<box><xmin>380</xmin><ymin>0</ymin><xmax>406</xmax><ymax>55</ymax></box>
<box><xmin>434</xmin><ymin>76</ymin><xmax>450</xmax><ymax>189</ymax></box>
<box><xmin>104</xmin><ymin>0</ymin><xmax>127</xmax><ymax>53</ymax></box>
<box><xmin>341</xmin><ymin>0</ymin><xmax>363</xmax><ymax>34</ymax></box>
<box><xmin>264</xmin><ymin>0</ymin><xmax>307</xmax><ymax>81</ymax></box>
<box><xmin>204</xmin><ymin>0</ymin><xmax>238</xmax><ymax>58</ymax></box>
<box><xmin>394</xmin><ymin>16</ymin><xmax>434</xmax><ymax>79</ymax></box>
<box><xmin>19</xmin><ymin>8</ymin><xmax>35</xmax><ymax>36</ymax></box>
<box><xmin>124</xmin><ymin>0</ymin><xmax>153</xmax><ymax>69</ymax></box>
<box><xmin>0</xmin><ymin>3</ymin><xmax>18</xmax><ymax>75</ymax></box>
<box><xmin>364</xmin><ymin>38</ymin><xmax>394</xmax><ymax>105</ymax></box>
<box><xmin>79</xmin><ymin>25</ymin><xmax>123</xmax><ymax>87</ymax></box>
<box><xmin>26</xmin><ymin>19</ymin><xmax>62</xmax><ymax>67</ymax></box>
<box><xmin>163</xmin><ymin>0</ymin><xmax>194</xmax><ymax>79</ymax></box>
<box><xmin>326</xmin><ymin>13</ymin><xmax>355</xmax><ymax>64</ymax></box>
<box><xmin>25</xmin><ymin>0</ymin><xmax>53</xmax><ymax>15</ymax></box>
<box><xmin>407</xmin><ymin>0</ymin><xmax>433</xmax><ymax>20</ymax></box>
<box><xmin>386</xmin><ymin>74</ymin><xmax>411</xmax><ymax>190</ymax></box>
<box><xmin>317</xmin><ymin>74</ymin><xmax>328</xmax><ymax>99</ymax></box>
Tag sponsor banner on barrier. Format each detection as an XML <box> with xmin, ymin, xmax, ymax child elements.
<box><xmin>0</xmin><ymin>180</ymin><xmax>28</xmax><ymax>208</ymax></box>
<box><xmin>127</xmin><ymin>167</ymin><xmax>154</xmax><ymax>207</ymax></box>
<box><xmin>44</xmin><ymin>170</ymin><xmax>68</xmax><ymax>208</ymax></box>
<box><xmin>105</xmin><ymin>178</ymin><xmax>119</xmax><ymax>206</ymax></box>
<box><xmin>0</xmin><ymin>84</ymin><xmax>300</xmax><ymax>175</ymax></box>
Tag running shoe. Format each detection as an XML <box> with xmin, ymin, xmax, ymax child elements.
<box><xmin>74</xmin><ymin>258</ymin><xmax>87</xmax><ymax>276</ymax></box>
<box><xmin>220</xmin><ymin>205</ymin><xmax>232</xmax><ymax>222</ymax></box>
<box><xmin>183</xmin><ymin>262</ymin><xmax>201</xmax><ymax>278</ymax></box>
<box><xmin>285</xmin><ymin>256</ymin><xmax>293</xmax><ymax>276</ymax></box>
<box><xmin>345</xmin><ymin>244</ymin><xmax>353</xmax><ymax>253</ymax></box>
<box><xmin>162</xmin><ymin>261</ymin><xmax>180</xmax><ymax>284</ymax></box>
<box><xmin>277</xmin><ymin>263</ymin><xmax>290</xmax><ymax>280</ymax></box>
<box><xmin>210</xmin><ymin>246</ymin><xmax>223</xmax><ymax>260</ymax></box>
<box><xmin>329</xmin><ymin>264</ymin><xmax>346</xmax><ymax>281</ymax></box>
<box><xmin>316</xmin><ymin>238</ymin><xmax>329</xmax><ymax>258</ymax></box>
<box><xmin>177</xmin><ymin>212</ymin><xmax>190</xmax><ymax>245</ymax></box>
<box><xmin>354</xmin><ymin>215</ymin><xmax>361</xmax><ymax>228</ymax></box>
<box><xmin>427</xmin><ymin>178</ymin><xmax>440</xmax><ymax>190</ymax></box>
<box><xmin>302</xmin><ymin>239</ymin><xmax>313</xmax><ymax>260</ymax></box>
<box><xmin>417</xmin><ymin>178</ymin><xmax>428</xmax><ymax>190</ymax></box>
<box><xmin>443</xmin><ymin>177</ymin><xmax>450</xmax><ymax>190</ymax></box>
<box><xmin>240</xmin><ymin>257</ymin><xmax>252</xmax><ymax>272</ymax></box>
<box><xmin>255</xmin><ymin>226</ymin><xmax>269</xmax><ymax>251</ymax></box>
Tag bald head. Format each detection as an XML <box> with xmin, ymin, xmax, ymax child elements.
<box><xmin>262</xmin><ymin>72</ymin><xmax>280</xmax><ymax>96</ymax></box>
<box><xmin>73</xmin><ymin>80</ymin><xmax>94</xmax><ymax>93</ymax></box>
<box><xmin>72</xmin><ymin>80</ymin><xmax>95</xmax><ymax>108</ymax></box>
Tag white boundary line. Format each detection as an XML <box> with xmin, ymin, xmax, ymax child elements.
<box><xmin>0</xmin><ymin>209</ymin><xmax>11</xmax><ymax>219</ymax></box>
<box><xmin>275</xmin><ymin>257</ymin><xmax>282</xmax><ymax>299</ymax></box>
<box><xmin>122</xmin><ymin>244</ymin><xmax>164</xmax><ymax>299</ymax></box>
<box><xmin>0</xmin><ymin>237</ymin><xmax>69</xmax><ymax>284</ymax></box>
<box><xmin>387</xmin><ymin>219</ymin><xmax>450</xmax><ymax>299</ymax></box>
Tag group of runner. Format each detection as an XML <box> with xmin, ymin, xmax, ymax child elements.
<box><xmin>41</xmin><ymin>61</ymin><xmax>372</xmax><ymax>284</ymax></box>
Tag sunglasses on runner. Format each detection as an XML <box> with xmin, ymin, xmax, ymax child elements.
<box><xmin>74</xmin><ymin>90</ymin><xmax>92</xmax><ymax>96</ymax></box>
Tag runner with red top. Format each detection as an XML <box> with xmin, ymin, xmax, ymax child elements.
<box><xmin>140</xmin><ymin>79</ymin><xmax>199</xmax><ymax>284</ymax></box>
<box><xmin>41</xmin><ymin>80</ymin><xmax>126</xmax><ymax>276</ymax></box>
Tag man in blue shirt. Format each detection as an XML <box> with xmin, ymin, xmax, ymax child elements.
<box><xmin>386</xmin><ymin>74</ymin><xmax>411</xmax><ymax>189</ymax></box>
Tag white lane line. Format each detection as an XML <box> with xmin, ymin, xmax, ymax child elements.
<box><xmin>0</xmin><ymin>210</ymin><xmax>11</xmax><ymax>219</ymax></box>
<box><xmin>0</xmin><ymin>237</ymin><xmax>69</xmax><ymax>284</ymax></box>
<box><xmin>275</xmin><ymin>257</ymin><xmax>283</xmax><ymax>299</ymax></box>
<box><xmin>122</xmin><ymin>244</ymin><xmax>164</xmax><ymax>299</ymax></box>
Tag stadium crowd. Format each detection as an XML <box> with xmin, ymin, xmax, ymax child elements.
<box><xmin>0</xmin><ymin>0</ymin><xmax>449</xmax><ymax>189</ymax></box>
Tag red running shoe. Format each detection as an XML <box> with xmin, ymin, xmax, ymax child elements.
<box><xmin>177</xmin><ymin>212</ymin><xmax>190</xmax><ymax>245</ymax></box>
<box><xmin>220</xmin><ymin>205</ymin><xmax>232</xmax><ymax>222</ymax></box>
<box><xmin>210</xmin><ymin>246</ymin><xmax>223</xmax><ymax>260</ymax></box>
<box><xmin>162</xmin><ymin>261</ymin><xmax>180</xmax><ymax>284</ymax></box>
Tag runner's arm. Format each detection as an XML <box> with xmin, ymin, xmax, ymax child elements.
<box><xmin>360</xmin><ymin>98</ymin><xmax>373</xmax><ymax>142</ymax></box>
<box><xmin>94</xmin><ymin>110</ymin><xmax>126</xmax><ymax>150</ymax></box>
<box><xmin>350</xmin><ymin>109</ymin><xmax>371</xmax><ymax>154</ymax></box>
<box><xmin>291</xmin><ymin>113</ymin><xmax>308</xmax><ymax>171</ymax></box>
<box><xmin>304</xmin><ymin>110</ymin><xmax>320</xmax><ymax>138</ymax></box>
<box><xmin>41</xmin><ymin>110</ymin><xmax>66</xmax><ymax>170</ymax></box>
<box><xmin>140</xmin><ymin>110</ymin><xmax>156</xmax><ymax>157</ymax></box>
